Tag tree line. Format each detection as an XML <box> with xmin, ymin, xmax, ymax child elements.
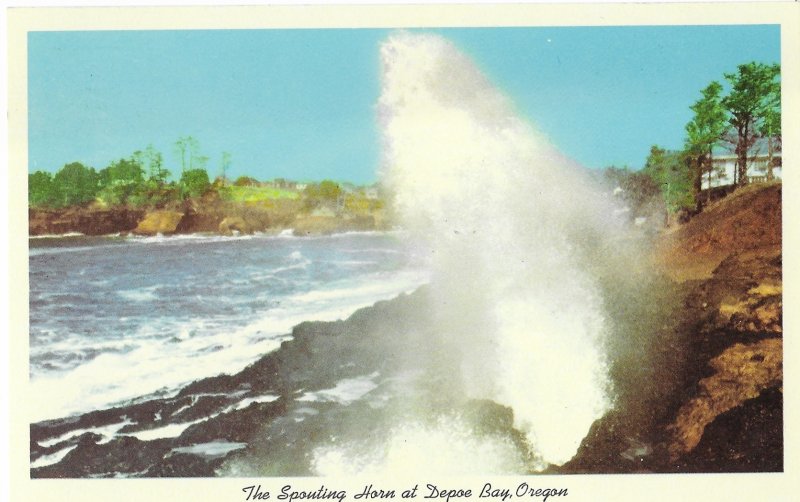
<box><xmin>609</xmin><ymin>61</ymin><xmax>780</xmax><ymax>219</ymax></box>
<box><xmin>29</xmin><ymin>136</ymin><xmax>228</xmax><ymax>208</ymax></box>
<box><xmin>28</xmin><ymin>135</ymin><xmax>379</xmax><ymax>212</ymax></box>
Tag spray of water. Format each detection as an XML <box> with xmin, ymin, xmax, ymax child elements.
<box><xmin>377</xmin><ymin>32</ymin><xmax>634</xmax><ymax>466</ymax></box>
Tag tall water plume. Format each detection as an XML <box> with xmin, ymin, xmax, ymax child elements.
<box><xmin>378</xmin><ymin>32</ymin><xmax>633</xmax><ymax>466</ymax></box>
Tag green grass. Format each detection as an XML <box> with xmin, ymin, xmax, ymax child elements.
<box><xmin>221</xmin><ymin>185</ymin><xmax>301</xmax><ymax>202</ymax></box>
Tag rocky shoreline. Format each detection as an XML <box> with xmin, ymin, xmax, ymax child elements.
<box><xmin>28</xmin><ymin>199</ymin><xmax>385</xmax><ymax>238</ymax></box>
<box><xmin>29</xmin><ymin>183</ymin><xmax>782</xmax><ymax>476</ymax></box>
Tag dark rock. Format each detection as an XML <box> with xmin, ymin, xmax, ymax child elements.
<box><xmin>29</xmin><ymin>207</ymin><xmax>145</xmax><ymax>236</ymax></box>
<box><xmin>677</xmin><ymin>387</ymin><xmax>783</xmax><ymax>472</ymax></box>
<box><xmin>145</xmin><ymin>453</ymin><xmax>227</xmax><ymax>477</ymax></box>
<box><xmin>32</xmin><ymin>436</ymin><xmax>173</xmax><ymax>478</ymax></box>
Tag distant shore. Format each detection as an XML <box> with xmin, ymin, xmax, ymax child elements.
<box><xmin>28</xmin><ymin>197</ymin><xmax>389</xmax><ymax>238</ymax></box>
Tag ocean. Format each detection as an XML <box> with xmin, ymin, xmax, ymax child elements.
<box><xmin>28</xmin><ymin>231</ymin><xmax>429</xmax><ymax>424</ymax></box>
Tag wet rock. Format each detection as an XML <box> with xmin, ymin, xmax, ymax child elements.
<box><xmin>667</xmin><ymin>337</ymin><xmax>782</xmax><ymax>459</ymax></box>
<box><xmin>718</xmin><ymin>280</ymin><xmax>782</xmax><ymax>334</ymax></box>
<box><xmin>676</xmin><ymin>386</ymin><xmax>782</xmax><ymax>472</ymax></box>
<box><xmin>145</xmin><ymin>452</ymin><xmax>227</xmax><ymax>477</ymax></box>
<box><xmin>176</xmin><ymin>400</ymin><xmax>287</xmax><ymax>445</ymax></box>
<box><xmin>31</xmin><ymin>432</ymin><xmax>102</xmax><ymax>464</ymax></box>
<box><xmin>29</xmin><ymin>206</ymin><xmax>145</xmax><ymax>236</ymax></box>
<box><xmin>32</xmin><ymin>436</ymin><xmax>172</xmax><ymax>478</ymax></box>
<box><xmin>218</xmin><ymin>216</ymin><xmax>253</xmax><ymax>235</ymax></box>
<box><xmin>133</xmin><ymin>210</ymin><xmax>185</xmax><ymax>235</ymax></box>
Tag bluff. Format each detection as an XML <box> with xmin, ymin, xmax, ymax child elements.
<box><xmin>561</xmin><ymin>181</ymin><xmax>782</xmax><ymax>473</ymax></box>
<box><xmin>28</xmin><ymin>197</ymin><xmax>386</xmax><ymax>237</ymax></box>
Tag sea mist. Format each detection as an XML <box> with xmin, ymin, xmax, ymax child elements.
<box><xmin>378</xmin><ymin>32</ymin><xmax>634</xmax><ymax>467</ymax></box>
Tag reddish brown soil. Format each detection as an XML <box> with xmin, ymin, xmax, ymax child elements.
<box><xmin>562</xmin><ymin>182</ymin><xmax>783</xmax><ymax>473</ymax></box>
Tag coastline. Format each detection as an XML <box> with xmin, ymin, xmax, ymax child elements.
<box><xmin>28</xmin><ymin>183</ymin><xmax>782</xmax><ymax>476</ymax></box>
<box><xmin>28</xmin><ymin>198</ymin><xmax>389</xmax><ymax>238</ymax></box>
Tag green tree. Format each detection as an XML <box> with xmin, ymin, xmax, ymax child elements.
<box><xmin>642</xmin><ymin>146</ymin><xmax>694</xmax><ymax>222</ymax></box>
<box><xmin>180</xmin><ymin>168</ymin><xmax>211</xmax><ymax>198</ymax></box>
<box><xmin>53</xmin><ymin>162</ymin><xmax>99</xmax><ymax>206</ymax></box>
<box><xmin>318</xmin><ymin>180</ymin><xmax>342</xmax><ymax>201</ymax></box>
<box><xmin>722</xmin><ymin>62</ymin><xmax>781</xmax><ymax>186</ymax></box>
<box><xmin>28</xmin><ymin>171</ymin><xmax>59</xmax><ymax>207</ymax></box>
<box><xmin>97</xmin><ymin>158</ymin><xmax>146</xmax><ymax>205</ymax></box>
<box><xmin>685</xmin><ymin>81</ymin><xmax>728</xmax><ymax>206</ymax></box>
<box><xmin>302</xmin><ymin>180</ymin><xmax>342</xmax><ymax>210</ymax></box>
<box><xmin>234</xmin><ymin>175</ymin><xmax>259</xmax><ymax>186</ymax></box>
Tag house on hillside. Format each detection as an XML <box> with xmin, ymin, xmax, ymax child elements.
<box><xmin>702</xmin><ymin>139</ymin><xmax>782</xmax><ymax>189</ymax></box>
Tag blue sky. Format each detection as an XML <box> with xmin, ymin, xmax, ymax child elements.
<box><xmin>28</xmin><ymin>25</ymin><xmax>780</xmax><ymax>184</ymax></box>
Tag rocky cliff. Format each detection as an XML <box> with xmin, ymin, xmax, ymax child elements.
<box><xmin>29</xmin><ymin>197</ymin><xmax>385</xmax><ymax>237</ymax></box>
<box><xmin>561</xmin><ymin>182</ymin><xmax>782</xmax><ymax>473</ymax></box>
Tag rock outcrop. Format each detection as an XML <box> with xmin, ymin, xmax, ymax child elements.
<box><xmin>668</xmin><ymin>337</ymin><xmax>782</xmax><ymax>459</ymax></box>
<box><xmin>29</xmin><ymin>206</ymin><xmax>145</xmax><ymax>236</ymax></box>
<box><xmin>562</xmin><ymin>182</ymin><xmax>782</xmax><ymax>474</ymax></box>
<box><xmin>28</xmin><ymin>198</ymin><xmax>384</xmax><ymax>237</ymax></box>
<box><xmin>218</xmin><ymin>216</ymin><xmax>252</xmax><ymax>236</ymax></box>
<box><xmin>133</xmin><ymin>210</ymin><xmax>185</xmax><ymax>236</ymax></box>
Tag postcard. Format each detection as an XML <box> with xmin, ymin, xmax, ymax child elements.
<box><xmin>5</xmin><ymin>2</ymin><xmax>798</xmax><ymax>501</ymax></box>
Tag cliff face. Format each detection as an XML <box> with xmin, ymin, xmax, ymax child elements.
<box><xmin>562</xmin><ymin>182</ymin><xmax>782</xmax><ymax>473</ymax></box>
<box><xmin>29</xmin><ymin>207</ymin><xmax>145</xmax><ymax>236</ymax></box>
<box><xmin>28</xmin><ymin>198</ymin><xmax>385</xmax><ymax>237</ymax></box>
<box><xmin>658</xmin><ymin>184</ymin><xmax>782</xmax><ymax>471</ymax></box>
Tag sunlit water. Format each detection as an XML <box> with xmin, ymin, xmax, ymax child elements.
<box><xmin>29</xmin><ymin>231</ymin><xmax>429</xmax><ymax>423</ymax></box>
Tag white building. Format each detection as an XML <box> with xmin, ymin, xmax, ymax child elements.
<box><xmin>702</xmin><ymin>141</ymin><xmax>782</xmax><ymax>189</ymax></box>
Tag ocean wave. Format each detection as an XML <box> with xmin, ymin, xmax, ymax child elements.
<box><xmin>29</xmin><ymin>232</ymin><xmax>86</xmax><ymax>239</ymax></box>
<box><xmin>28</xmin><ymin>243</ymin><xmax>122</xmax><ymax>257</ymax></box>
<box><xmin>116</xmin><ymin>286</ymin><xmax>160</xmax><ymax>302</ymax></box>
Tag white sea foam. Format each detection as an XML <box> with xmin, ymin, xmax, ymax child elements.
<box><xmin>221</xmin><ymin>394</ymin><xmax>280</xmax><ymax>414</ymax></box>
<box><xmin>117</xmin><ymin>286</ymin><xmax>160</xmax><ymax>302</ymax></box>
<box><xmin>37</xmin><ymin>417</ymin><xmax>135</xmax><ymax>448</ymax></box>
<box><xmin>29</xmin><ymin>243</ymin><xmax>121</xmax><ymax>257</ymax></box>
<box><xmin>29</xmin><ymin>265</ymin><xmax>427</xmax><ymax>423</ymax></box>
<box><xmin>128</xmin><ymin>419</ymin><xmax>207</xmax><ymax>441</ymax></box>
<box><xmin>31</xmin><ymin>445</ymin><xmax>79</xmax><ymax>469</ymax></box>
<box><xmin>297</xmin><ymin>373</ymin><xmax>380</xmax><ymax>405</ymax></box>
<box><xmin>378</xmin><ymin>32</ymin><xmax>631</xmax><ymax>466</ymax></box>
<box><xmin>311</xmin><ymin>415</ymin><xmax>529</xmax><ymax>476</ymax></box>
<box><xmin>126</xmin><ymin>392</ymin><xmax>268</xmax><ymax>442</ymax></box>
<box><xmin>170</xmin><ymin>440</ymin><xmax>247</xmax><ymax>459</ymax></box>
<box><xmin>29</xmin><ymin>232</ymin><xmax>85</xmax><ymax>239</ymax></box>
